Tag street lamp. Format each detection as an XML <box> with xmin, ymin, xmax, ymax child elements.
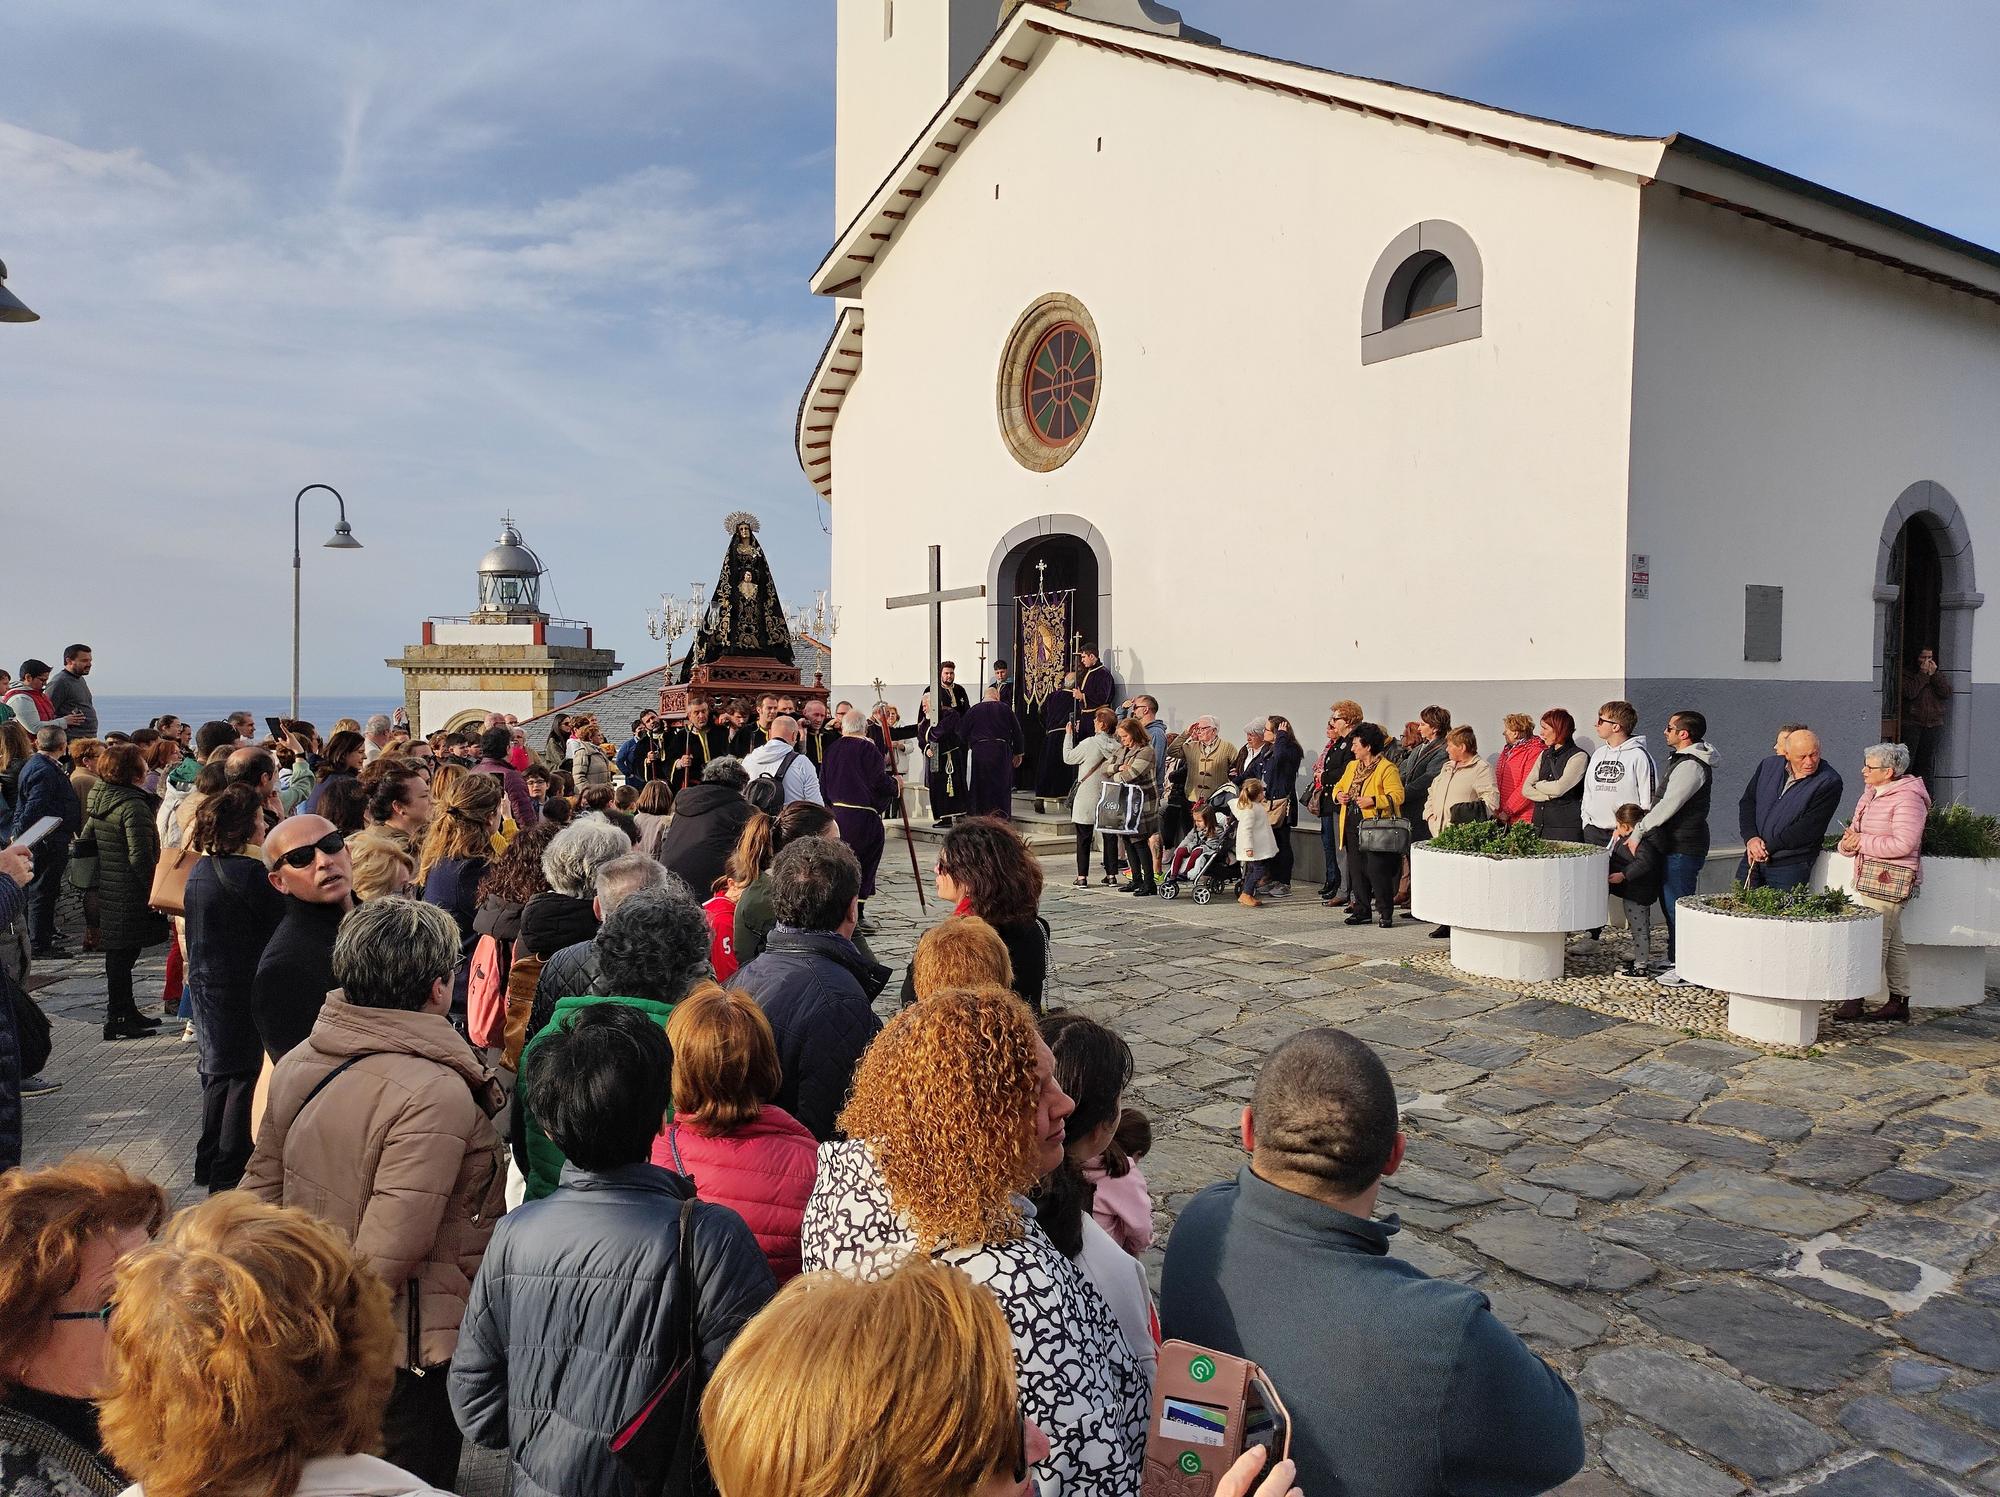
<box><xmin>292</xmin><ymin>484</ymin><xmax>362</xmax><ymax>720</ymax></box>
<box><xmin>0</xmin><ymin>259</ymin><xmax>38</xmax><ymax>323</ymax></box>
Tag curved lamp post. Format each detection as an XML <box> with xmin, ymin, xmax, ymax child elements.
<box><xmin>292</xmin><ymin>484</ymin><xmax>362</xmax><ymax>720</ymax></box>
<box><xmin>0</xmin><ymin>259</ymin><xmax>38</xmax><ymax>323</ymax></box>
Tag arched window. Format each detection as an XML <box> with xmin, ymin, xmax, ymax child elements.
<box><xmin>1362</xmin><ymin>221</ymin><xmax>1483</xmax><ymax>364</ymax></box>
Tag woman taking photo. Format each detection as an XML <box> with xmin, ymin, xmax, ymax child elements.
<box><xmin>1522</xmin><ymin>708</ymin><xmax>1586</xmax><ymax>844</ymax></box>
<box><xmin>1260</xmin><ymin>715</ymin><xmax>1304</xmax><ymax>896</ymax></box>
<box><xmin>0</xmin><ymin>1158</ymin><xmax>168</xmax><ymax>1495</ymax></box>
<box><xmin>1830</xmin><ymin>741</ymin><xmax>1930</xmax><ymax>1024</ymax></box>
<box><xmin>1331</xmin><ymin>723</ymin><xmax>1406</xmax><ymax>929</ymax></box>
<box><xmin>85</xmin><ymin>743</ymin><xmax>169</xmax><ymax>1040</ymax></box>
<box><xmin>1107</xmin><ymin>717</ymin><xmax>1160</xmax><ymax>898</ymax></box>
<box><xmin>898</xmin><ymin>818</ymin><xmax>1046</xmax><ymax>1011</ymax></box>
<box><xmin>1062</xmin><ymin>707</ymin><xmax>1120</xmax><ymax>887</ymax></box>
<box><xmin>301</xmin><ymin>730</ymin><xmax>366</xmax><ymax>817</ymax></box>
<box><xmin>802</xmin><ymin>987</ymin><xmax>1148</xmax><ymax>1497</ymax></box>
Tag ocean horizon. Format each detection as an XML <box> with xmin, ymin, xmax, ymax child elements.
<box><xmin>90</xmin><ymin>694</ymin><xmax>403</xmax><ymax>736</ymax></box>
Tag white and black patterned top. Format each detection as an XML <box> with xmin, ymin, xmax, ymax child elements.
<box><xmin>802</xmin><ymin>1140</ymin><xmax>1149</xmax><ymax>1497</ymax></box>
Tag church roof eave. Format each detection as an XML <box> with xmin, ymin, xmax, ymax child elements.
<box><xmin>807</xmin><ymin>5</ymin><xmax>1670</xmax><ymax>300</ymax></box>
<box><xmin>795</xmin><ymin>304</ymin><xmax>864</xmax><ymax>501</ymax></box>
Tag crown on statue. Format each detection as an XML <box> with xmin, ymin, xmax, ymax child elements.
<box><xmin>724</xmin><ymin>510</ymin><xmax>762</xmax><ymax>535</ymax></box>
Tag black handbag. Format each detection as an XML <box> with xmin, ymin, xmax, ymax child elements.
<box><xmin>1448</xmin><ymin>801</ymin><xmax>1492</xmax><ymax>826</ymax></box>
<box><xmin>1357</xmin><ymin>816</ymin><xmax>1413</xmax><ymax>855</ymax></box>
<box><xmin>3</xmin><ymin>964</ymin><xmax>52</xmax><ymax>1078</ymax></box>
<box><xmin>609</xmin><ymin>1195</ymin><xmax>715</xmax><ymax>1496</ymax></box>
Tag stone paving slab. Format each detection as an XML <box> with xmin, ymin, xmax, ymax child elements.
<box><xmin>15</xmin><ymin>855</ymin><xmax>2000</xmax><ymax>1494</ymax></box>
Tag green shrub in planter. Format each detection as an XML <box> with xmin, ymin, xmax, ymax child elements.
<box><xmin>1704</xmin><ymin>882</ymin><xmax>1857</xmax><ymax>920</ymax></box>
<box><xmin>1923</xmin><ymin>804</ymin><xmax>2000</xmax><ymax>860</ymax></box>
<box><xmin>1427</xmin><ymin>821</ymin><xmax>1594</xmax><ymax>858</ymax></box>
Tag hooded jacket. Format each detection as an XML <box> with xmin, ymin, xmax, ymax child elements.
<box><xmin>449</xmin><ymin>1162</ymin><xmax>774</xmax><ymax>1497</ymax></box>
<box><xmin>84</xmin><ymin>781</ymin><xmax>168</xmax><ymax>952</ymax></box>
<box><xmin>1635</xmin><ymin>742</ymin><xmax>1719</xmax><ymax>857</ymax></box>
<box><xmin>730</xmin><ymin>930</ymin><xmax>888</xmax><ymax>1141</ymax></box>
<box><xmin>1845</xmin><ymin>771</ymin><xmax>1930</xmax><ymax>877</ymax></box>
<box><xmin>1582</xmin><ymin>735</ymin><xmax>1658</xmax><ymax>833</ymax></box>
<box><xmin>656</xmin><ymin>782</ymin><xmax>754</xmax><ymax>897</ymax></box>
<box><xmin>243</xmin><ymin>991</ymin><xmax>506</xmax><ymax>1369</ymax></box>
<box><xmin>517</xmin><ymin>993</ymin><xmax>678</xmax><ymax>1199</ymax></box>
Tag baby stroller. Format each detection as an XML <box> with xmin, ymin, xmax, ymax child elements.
<box><xmin>1161</xmin><ymin>783</ymin><xmax>1241</xmax><ymax>905</ymax></box>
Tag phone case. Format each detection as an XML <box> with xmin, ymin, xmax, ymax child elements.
<box><xmin>1143</xmin><ymin>1341</ymin><xmax>1256</xmax><ymax>1497</ymax></box>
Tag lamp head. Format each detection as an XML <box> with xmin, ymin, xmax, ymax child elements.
<box><xmin>325</xmin><ymin>520</ymin><xmax>362</xmax><ymax>549</ymax></box>
<box><xmin>0</xmin><ymin>259</ymin><xmax>39</xmax><ymax>323</ymax></box>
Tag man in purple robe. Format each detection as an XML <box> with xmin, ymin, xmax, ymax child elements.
<box><xmin>920</xmin><ymin>662</ymin><xmax>972</xmax><ymax>827</ymax></box>
<box><xmin>1036</xmin><ymin>672</ymin><xmax>1080</xmax><ymax>806</ymax></box>
<box><xmin>963</xmin><ymin>687</ymin><xmax>1025</xmax><ymax>820</ymax></box>
<box><xmin>818</xmin><ymin>711</ymin><xmax>901</xmax><ymax>923</ymax></box>
<box><xmin>1077</xmin><ymin>645</ymin><xmax>1118</xmax><ymax>715</ymax></box>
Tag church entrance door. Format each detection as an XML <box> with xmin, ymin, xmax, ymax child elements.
<box><xmin>1002</xmin><ymin>534</ymin><xmax>1098</xmax><ymax>706</ymax></box>
<box><xmin>1881</xmin><ymin>516</ymin><xmax>1943</xmax><ymax>741</ymax></box>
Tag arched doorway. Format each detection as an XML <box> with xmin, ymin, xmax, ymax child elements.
<box><xmin>988</xmin><ymin>517</ymin><xmax>1114</xmax><ymax>708</ymax></box>
<box><xmin>1874</xmin><ymin>482</ymin><xmax>1979</xmax><ymax>800</ymax></box>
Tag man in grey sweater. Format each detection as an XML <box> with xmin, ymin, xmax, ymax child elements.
<box><xmin>47</xmin><ymin>644</ymin><xmax>96</xmax><ymax>737</ymax></box>
<box><xmin>1161</xmin><ymin>1029</ymin><xmax>1585</xmax><ymax>1497</ymax></box>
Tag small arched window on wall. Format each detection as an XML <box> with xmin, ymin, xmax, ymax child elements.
<box><xmin>1362</xmin><ymin>221</ymin><xmax>1484</xmax><ymax>365</ymax></box>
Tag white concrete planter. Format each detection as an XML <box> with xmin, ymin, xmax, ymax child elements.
<box><xmin>1411</xmin><ymin>843</ymin><xmax>1608</xmax><ymax>982</ymax></box>
<box><xmin>1675</xmin><ymin>897</ymin><xmax>1883</xmax><ymax>1047</ymax></box>
<box><xmin>1817</xmin><ymin>851</ymin><xmax>1999</xmax><ymax>1009</ymax></box>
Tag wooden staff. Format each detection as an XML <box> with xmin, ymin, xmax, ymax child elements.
<box><xmin>873</xmin><ymin>677</ymin><xmax>927</xmax><ymax>912</ymax></box>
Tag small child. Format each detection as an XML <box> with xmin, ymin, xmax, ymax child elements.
<box><xmin>1235</xmin><ymin>777</ymin><xmax>1279</xmax><ymax>907</ymax></box>
<box><xmin>1608</xmin><ymin>801</ymin><xmax>1665</xmax><ymax>976</ymax></box>
<box><xmin>1084</xmin><ymin>1107</ymin><xmax>1157</xmax><ymax>1257</ymax></box>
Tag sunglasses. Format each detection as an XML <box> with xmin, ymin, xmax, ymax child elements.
<box><xmin>275</xmin><ymin>831</ymin><xmax>346</xmax><ymax>869</ymax></box>
<box><xmin>52</xmin><ymin>1303</ymin><xmax>113</xmax><ymax>1324</ymax></box>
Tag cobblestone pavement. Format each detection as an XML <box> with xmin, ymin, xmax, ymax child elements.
<box><xmin>20</xmin><ymin>864</ymin><xmax>2000</xmax><ymax>1496</ymax></box>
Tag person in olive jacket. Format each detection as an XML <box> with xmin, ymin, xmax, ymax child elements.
<box><xmin>83</xmin><ymin>743</ymin><xmax>168</xmax><ymax>1040</ymax></box>
<box><xmin>451</xmin><ymin>1003</ymin><xmax>774</xmax><ymax>1497</ymax></box>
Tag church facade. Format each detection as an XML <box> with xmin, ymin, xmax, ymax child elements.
<box><xmin>804</xmin><ymin>1</ymin><xmax>1998</xmax><ymax>811</ymax></box>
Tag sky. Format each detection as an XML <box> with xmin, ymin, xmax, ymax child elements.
<box><xmin>3</xmin><ymin>1</ymin><xmax>1996</xmax><ymax>697</ymax></box>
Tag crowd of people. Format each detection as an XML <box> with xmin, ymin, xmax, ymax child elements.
<box><xmin>0</xmin><ymin>639</ymin><xmax>1954</xmax><ymax>1496</ymax></box>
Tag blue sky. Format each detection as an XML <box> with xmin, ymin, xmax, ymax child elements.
<box><xmin>3</xmin><ymin>1</ymin><xmax>1995</xmax><ymax>696</ymax></box>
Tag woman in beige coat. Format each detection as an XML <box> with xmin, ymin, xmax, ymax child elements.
<box><xmin>1422</xmin><ymin>725</ymin><xmax>1502</xmax><ymax>939</ymax></box>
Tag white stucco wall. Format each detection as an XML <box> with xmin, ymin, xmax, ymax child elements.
<box><xmin>829</xmin><ymin>39</ymin><xmax>1645</xmax><ymax>698</ymax></box>
<box><xmin>1626</xmin><ymin>187</ymin><xmax>2000</xmax><ymax>684</ymax></box>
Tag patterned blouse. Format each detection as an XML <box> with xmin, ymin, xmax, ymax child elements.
<box><xmin>801</xmin><ymin>1139</ymin><xmax>1149</xmax><ymax>1497</ymax></box>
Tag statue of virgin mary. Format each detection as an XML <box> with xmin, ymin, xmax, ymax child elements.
<box><xmin>677</xmin><ymin>512</ymin><xmax>796</xmax><ymax>679</ymax></box>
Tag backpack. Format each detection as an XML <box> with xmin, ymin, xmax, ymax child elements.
<box><xmin>465</xmin><ymin>933</ymin><xmax>511</xmax><ymax>1050</ymax></box>
<box><xmin>745</xmin><ymin>749</ymin><xmax>802</xmax><ymax>815</ymax></box>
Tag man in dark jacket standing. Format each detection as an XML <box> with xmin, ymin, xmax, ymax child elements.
<box><xmin>1736</xmin><ymin>727</ymin><xmax>1843</xmax><ymax>890</ymax></box>
<box><xmin>1161</xmin><ymin>1029</ymin><xmax>1584</xmax><ymax>1497</ymax></box>
<box><xmin>452</xmin><ymin>1004</ymin><xmax>774</xmax><ymax>1497</ymax></box>
<box><xmin>252</xmin><ymin>814</ymin><xmax>355</xmax><ymax>1059</ymax></box>
<box><xmin>657</xmin><ymin>756</ymin><xmax>754</xmax><ymax>896</ymax></box>
<box><xmin>12</xmin><ymin>726</ymin><xmax>82</xmax><ymax>957</ymax></box>
<box><xmin>730</xmin><ymin>837</ymin><xmax>888</xmax><ymax>1140</ymax></box>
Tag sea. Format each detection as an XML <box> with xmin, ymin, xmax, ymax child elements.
<box><xmin>90</xmin><ymin>695</ymin><xmax>402</xmax><ymax>736</ymax></box>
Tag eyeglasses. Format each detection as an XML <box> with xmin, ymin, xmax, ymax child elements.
<box><xmin>275</xmin><ymin>831</ymin><xmax>346</xmax><ymax>869</ymax></box>
<box><xmin>52</xmin><ymin>1304</ymin><xmax>113</xmax><ymax>1324</ymax></box>
<box><xmin>1596</xmin><ymin>717</ymin><xmax>1615</xmax><ymax>726</ymax></box>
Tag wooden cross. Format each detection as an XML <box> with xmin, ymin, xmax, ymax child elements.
<box><xmin>885</xmin><ymin>544</ymin><xmax>985</xmax><ymax>748</ymax></box>
<box><xmin>975</xmin><ymin>636</ymin><xmax>989</xmax><ymax>686</ymax></box>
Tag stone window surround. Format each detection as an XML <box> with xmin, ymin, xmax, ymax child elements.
<box><xmin>1872</xmin><ymin>480</ymin><xmax>1980</xmax><ymax>798</ymax></box>
<box><xmin>998</xmin><ymin>293</ymin><xmax>1102</xmax><ymax>472</ymax></box>
<box><xmin>1362</xmin><ymin>220</ymin><xmax>1484</xmax><ymax>365</ymax></box>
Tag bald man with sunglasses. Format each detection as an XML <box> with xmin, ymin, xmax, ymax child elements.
<box><xmin>251</xmin><ymin>816</ymin><xmax>357</xmax><ymax>1064</ymax></box>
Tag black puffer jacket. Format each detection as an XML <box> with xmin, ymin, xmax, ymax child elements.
<box><xmin>84</xmin><ymin>781</ymin><xmax>168</xmax><ymax>952</ymax></box>
<box><xmin>731</xmin><ymin>930</ymin><xmax>888</xmax><ymax>1141</ymax></box>
<box><xmin>656</xmin><ymin>783</ymin><xmax>753</xmax><ymax>898</ymax></box>
<box><xmin>449</xmin><ymin>1162</ymin><xmax>775</xmax><ymax>1497</ymax></box>
<box><xmin>518</xmin><ymin>890</ymin><xmax>597</xmax><ymax>959</ymax></box>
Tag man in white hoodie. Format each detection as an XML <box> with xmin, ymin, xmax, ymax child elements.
<box><xmin>1582</xmin><ymin>701</ymin><xmax>1656</xmax><ymax>847</ymax></box>
<box><xmin>1628</xmin><ymin>710</ymin><xmax>1719</xmax><ymax>985</ymax></box>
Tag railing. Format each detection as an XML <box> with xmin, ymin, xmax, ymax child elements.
<box><xmin>425</xmin><ymin>614</ymin><xmax>592</xmax><ymax>629</ymax></box>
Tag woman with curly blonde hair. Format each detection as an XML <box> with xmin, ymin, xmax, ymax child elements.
<box><xmin>100</xmin><ymin>1193</ymin><xmax>451</xmax><ymax>1497</ymax></box>
<box><xmin>801</xmin><ymin>986</ymin><xmax>1147</xmax><ymax>1497</ymax></box>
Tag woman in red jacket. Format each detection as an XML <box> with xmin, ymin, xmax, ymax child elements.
<box><xmin>1495</xmin><ymin>713</ymin><xmax>1544</xmax><ymax>824</ymax></box>
<box><xmin>654</xmin><ymin>982</ymin><xmax>819</xmax><ymax>1281</ymax></box>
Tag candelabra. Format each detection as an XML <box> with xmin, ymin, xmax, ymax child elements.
<box><xmin>789</xmin><ymin>589</ymin><xmax>840</xmax><ymax>642</ymax></box>
<box><xmin>647</xmin><ymin>581</ymin><xmax>707</xmax><ymax>662</ymax></box>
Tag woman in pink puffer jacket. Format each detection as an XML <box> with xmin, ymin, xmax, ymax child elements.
<box><xmin>1831</xmin><ymin>742</ymin><xmax>1929</xmax><ymax>1023</ymax></box>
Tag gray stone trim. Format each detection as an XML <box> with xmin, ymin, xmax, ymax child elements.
<box><xmin>1872</xmin><ymin>481</ymin><xmax>1980</xmax><ymax>799</ymax></box>
<box><xmin>986</xmin><ymin>515</ymin><xmax>1115</xmax><ymax>676</ymax></box>
<box><xmin>1361</xmin><ymin>219</ymin><xmax>1485</xmax><ymax>365</ymax></box>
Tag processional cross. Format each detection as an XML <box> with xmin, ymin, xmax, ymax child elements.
<box><xmin>1035</xmin><ymin>558</ymin><xmax>1048</xmax><ymax>592</ymax></box>
<box><xmin>885</xmin><ymin>544</ymin><xmax>986</xmax><ymax>745</ymax></box>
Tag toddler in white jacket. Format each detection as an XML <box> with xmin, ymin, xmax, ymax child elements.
<box><xmin>1235</xmin><ymin>778</ymin><xmax>1279</xmax><ymax>906</ymax></box>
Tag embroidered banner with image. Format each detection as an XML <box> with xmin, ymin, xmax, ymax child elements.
<box><xmin>1017</xmin><ymin>590</ymin><xmax>1073</xmax><ymax>711</ymax></box>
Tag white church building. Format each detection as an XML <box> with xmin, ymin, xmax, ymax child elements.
<box><xmin>802</xmin><ymin>0</ymin><xmax>1997</xmax><ymax>814</ymax></box>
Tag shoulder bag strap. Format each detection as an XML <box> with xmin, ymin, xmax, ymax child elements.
<box><xmin>291</xmin><ymin>1054</ymin><xmax>367</xmax><ymax>1126</ymax></box>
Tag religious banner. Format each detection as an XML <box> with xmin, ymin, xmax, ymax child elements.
<box><xmin>1017</xmin><ymin>589</ymin><xmax>1073</xmax><ymax>710</ymax></box>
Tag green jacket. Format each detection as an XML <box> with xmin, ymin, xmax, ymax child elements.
<box><xmin>85</xmin><ymin>781</ymin><xmax>169</xmax><ymax>952</ymax></box>
<box><xmin>517</xmin><ymin>993</ymin><xmax>677</xmax><ymax>1200</ymax></box>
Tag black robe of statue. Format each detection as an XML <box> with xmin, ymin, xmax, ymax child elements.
<box><xmin>678</xmin><ymin>525</ymin><xmax>795</xmax><ymax>680</ymax></box>
<box><xmin>963</xmin><ymin>698</ymin><xmax>1024</xmax><ymax>820</ymax></box>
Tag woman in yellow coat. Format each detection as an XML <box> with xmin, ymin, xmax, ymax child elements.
<box><xmin>1332</xmin><ymin>722</ymin><xmax>1406</xmax><ymax>928</ymax></box>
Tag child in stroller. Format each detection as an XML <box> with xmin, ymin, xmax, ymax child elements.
<box><xmin>1161</xmin><ymin>782</ymin><xmax>1241</xmax><ymax>904</ymax></box>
